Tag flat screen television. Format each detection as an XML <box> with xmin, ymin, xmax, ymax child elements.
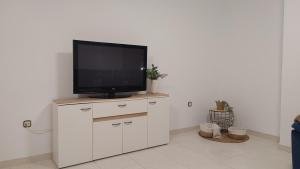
<box><xmin>73</xmin><ymin>40</ymin><xmax>147</xmax><ymax>98</ymax></box>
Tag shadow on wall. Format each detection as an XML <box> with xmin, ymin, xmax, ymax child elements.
<box><xmin>55</xmin><ymin>53</ymin><xmax>77</xmax><ymax>98</ymax></box>
<box><xmin>28</xmin><ymin>104</ymin><xmax>52</xmax><ymax>156</ymax></box>
<box><xmin>25</xmin><ymin>53</ymin><xmax>77</xmax><ymax>156</ymax></box>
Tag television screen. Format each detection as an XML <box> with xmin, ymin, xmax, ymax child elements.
<box><xmin>73</xmin><ymin>40</ymin><xmax>147</xmax><ymax>94</ymax></box>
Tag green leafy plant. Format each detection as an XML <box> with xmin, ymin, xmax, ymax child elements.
<box><xmin>146</xmin><ymin>64</ymin><xmax>167</xmax><ymax>80</ymax></box>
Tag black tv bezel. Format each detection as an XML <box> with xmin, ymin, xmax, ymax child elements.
<box><xmin>73</xmin><ymin>40</ymin><xmax>147</xmax><ymax>94</ymax></box>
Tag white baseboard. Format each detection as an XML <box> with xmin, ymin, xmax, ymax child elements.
<box><xmin>247</xmin><ymin>130</ymin><xmax>292</xmax><ymax>152</ymax></box>
<box><xmin>247</xmin><ymin>130</ymin><xmax>280</xmax><ymax>142</ymax></box>
<box><xmin>278</xmin><ymin>144</ymin><xmax>291</xmax><ymax>153</ymax></box>
<box><xmin>0</xmin><ymin>153</ymin><xmax>52</xmax><ymax>169</ymax></box>
<box><xmin>170</xmin><ymin>125</ymin><xmax>199</xmax><ymax>135</ymax></box>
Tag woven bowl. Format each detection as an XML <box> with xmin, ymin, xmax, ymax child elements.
<box><xmin>199</xmin><ymin>123</ymin><xmax>214</xmax><ymax>138</ymax></box>
<box><xmin>200</xmin><ymin>123</ymin><xmax>213</xmax><ymax>132</ymax></box>
<box><xmin>228</xmin><ymin>127</ymin><xmax>247</xmax><ymax>140</ymax></box>
<box><xmin>199</xmin><ymin>130</ymin><xmax>213</xmax><ymax>138</ymax></box>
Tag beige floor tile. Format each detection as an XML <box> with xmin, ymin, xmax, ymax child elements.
<box><xmin>30</xmin><ymin>160</ymin><xmax>58</xmax><ymax>169</ymax></box>
<box><xmin>65</xmin><ymin>162</ymin><xmax>99</xmax><ymax>169</ymax></box>
<box><xmin>3</xmin><ymin>129</ymin><xmax>292</xmax><ymax>169</ymax></box>
<box><xmin>226</xmin><ymin>153</ymin><xmax>292</xmax><ymax>169</ymax></box>
<box><xmin>94</xmin><ymin>154</ymin><xmax>140</xmax><ymax>169</ymax></box>
<box><xmin>10</xmin><ymin>164</ymin><xmax>31</xmax><ymax>169</ymax></box>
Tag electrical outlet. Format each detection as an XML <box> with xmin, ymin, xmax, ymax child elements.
<box><xmin>23</xmin><ymin>120</ymin><xmax>32</xmax><ymax>128</ymax></box>
<box><xmin>188</xmin><ymin>101</ymin><xmax>192</xmax><ymax>107</ymax></box>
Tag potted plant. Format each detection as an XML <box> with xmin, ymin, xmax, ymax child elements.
<box><xmin>147</xmin><ymin>64</ymin><xmax>167</xmax><ymax>93</ymax></box>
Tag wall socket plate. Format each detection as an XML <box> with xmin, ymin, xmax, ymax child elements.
<box><xmin>23</xmin><ymin>120</ymin><xmax>32</xmax><ymax>128</ymax></box>
<box><xmin>188</xmin><ymin>101</ymin><xmax>192</xmax><ymax>107</ymax></box>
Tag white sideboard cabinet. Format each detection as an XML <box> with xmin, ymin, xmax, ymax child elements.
<box><xmin>53</xmin><ymin>93</ymin><xmax>170</xmax><ymax>168</ymax></box>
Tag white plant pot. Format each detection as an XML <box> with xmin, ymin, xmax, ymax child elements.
<box><xmin>151</xmin><ymin>80</ymin><xmax>159</xmax><ymax>93</ymax></box>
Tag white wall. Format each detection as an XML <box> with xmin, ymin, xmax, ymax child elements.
<box><xmin>0</xmin><ymin>0</ymin><xmax>283</xmax><ymax>161</ymax></box>
<box><xmin>0</xmin><ymin>0</ymin><xmax>224</xmax><ymax>161</ymax></box>
<box><xmin>214</xmin><ymin>0</ymin><xmax>283</xmax><ymax>136</ymax></box>
<box><xmin>280</xmin><ymin>0</ymin><xmax>300</xmax><ymax>147</ymax></box>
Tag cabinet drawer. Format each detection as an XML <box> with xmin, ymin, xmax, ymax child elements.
<box><xmin>93</xmin><ymin>99</ymin><xmax>147</xmax><ymax>118</ymax></box>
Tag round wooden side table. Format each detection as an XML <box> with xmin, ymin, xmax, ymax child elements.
<box><xmin>209</xmin><ymin>109</ymin><xmax>234</xmax><ymax>131</ymax></box>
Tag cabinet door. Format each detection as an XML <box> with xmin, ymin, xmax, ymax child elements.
<box><xmin>147</xmin><ymin>97</ymin><xmax>170</xmax><ymax>147</ymax></box>
<box><xmin>57</xmin><ymin>104</ymin><xmax>93</xmax><ymax>168</ymax></box>
<box><xmin>123</xmin><ymin>116</ymin><xmax>147</xmax><ymax>153</ymax></box>
<box><xmin>93</xmin><ymin>119</ymin><xmax>123</xmax><ymax>159</ymax></box>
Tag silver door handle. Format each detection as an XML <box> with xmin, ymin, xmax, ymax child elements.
<box><xmin>80</xmin><ymin>108</ymin><xmax>91</xmax><ymax>111</ymax></box>
<box><xmin>118</xmin><ymin>104</ymin><xmax>127</xmax><ymax>108</ymax></box>
<box><xmin>149</xmin><ymin>101</ymin><xmax>157</xmax><ymax>105</ymax></box>
<box><xmin>112</xmin><ymin>123</ymin><xmax>121</xmax><ymax>127</ymax></box>
<box><xmin>124</xmin><ymin>121</ymin><xmax>132</xmax><ymax>125</ymax></box>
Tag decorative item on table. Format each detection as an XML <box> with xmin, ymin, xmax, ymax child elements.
<box><xmin>146</xmin><ymin>64</ymin><xmax>168</xmax><ymax>93</ymax></box>
<box><xmin>215</xmin><ymin>100</ymin><xmax>233</xmax><ymax>111</ymax></box>
<box><xmin>215</xmin><ymin>100</ymin><xmax>226</xmax><ymax>110</ymax></box>
<box><xmin>209</xmin><ymin>100</ymin><xmax>234</xmax><ymax>131</ymax></box>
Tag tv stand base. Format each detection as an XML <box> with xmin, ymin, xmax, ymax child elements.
<box><xmin>88</xmin><ymin>93</ymin><xmax>132</xmax><ymax>99</ymax></box>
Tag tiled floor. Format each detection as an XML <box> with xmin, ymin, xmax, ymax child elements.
<box><xmin>5</xmin><ymin>129</ymin><xmax>293</xmax><ymax>169</ymax></box>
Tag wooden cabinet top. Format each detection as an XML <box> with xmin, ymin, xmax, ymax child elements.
<box><xmin>54</xmin><ymin>93</ymin><xmax>169</xmax><ymax>106</ymax></box>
